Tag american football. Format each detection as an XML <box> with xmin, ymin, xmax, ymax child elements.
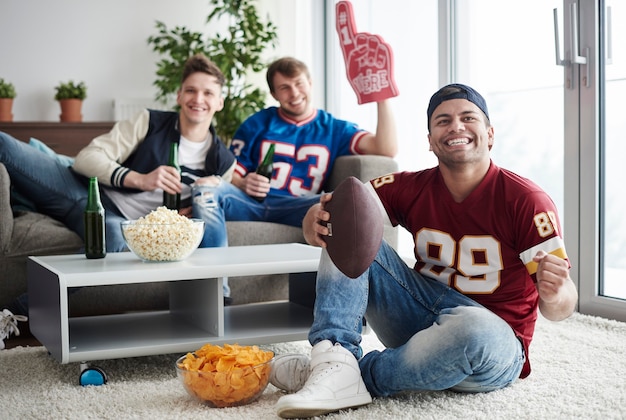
<box><xmin>323</xmin><ymin>176</ymin><xmax>383</xmax><ymax>278</ymax></box>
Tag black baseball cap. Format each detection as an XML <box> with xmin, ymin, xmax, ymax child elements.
<box><xmin>427</xmin><ymin>84</ymin><xmax>489</xmax><ymax>128</ymax></box>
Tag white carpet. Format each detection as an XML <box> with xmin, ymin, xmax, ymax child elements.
<box><xmin>1</xmin><ymin>312</ymin><xmax>625</xmax><ymax>420</ymax></box>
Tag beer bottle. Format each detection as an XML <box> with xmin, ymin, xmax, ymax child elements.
<box><xmin>84</xmin><ymin>177</ymin><xmax>106</xmax><ymax>259</ymax></box>
<box><xmin>163</xmin><ymin>141</ymin><xmax>181</xmax><ymax>210</ymax></box>
<box><xmin>254</xmin><ymin>143</ymin><xmax>275</xmax><ymax>202</ymax></box>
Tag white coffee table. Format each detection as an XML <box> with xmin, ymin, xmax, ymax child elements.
<box><xmin>27</xmin><ymin>243</ymin><xmax>321</xmax><ymax>364</ymax></box>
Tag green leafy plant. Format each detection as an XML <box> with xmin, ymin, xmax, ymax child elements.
<box><xmin>54</xmin><ymin>80</ymin><xmax>87</xmax><ymax>101</ymax></box>
<box><xmin>147</xmin><ymin>0</ymin><xmax>278</xmax><ymax>144</ymax></box>
<box><xmin>0</xmin><ymin>78</ymin><xmax>17</xmax><ymax>99</ymax></box>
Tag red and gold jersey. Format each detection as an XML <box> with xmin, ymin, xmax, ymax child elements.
<box><xmin>370</xmin><ymin>161</ymin><xmax>569</xmax><ymax>378</ymax></box>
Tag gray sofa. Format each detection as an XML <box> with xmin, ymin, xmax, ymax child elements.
<box><xmin>0</xmin><ymin>155</ymin><xmax>398</xmax><ymax>316</ymax></box>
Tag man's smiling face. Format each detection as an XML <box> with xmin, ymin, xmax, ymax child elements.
<box><xmin>270</xmin><ymin>72</ymin><xmax>314</xmax><ymax>121</ymax></box>
<box><xmin>427</xmin><ymin>98</ymin><xmax>494</xmax><ymax>167</ymax></box>
<box><xmin>177</xmin><ymin>72</ymin><xmax>224</xmax><ymax>126</ymax></box>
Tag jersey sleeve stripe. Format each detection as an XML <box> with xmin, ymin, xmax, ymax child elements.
<box><xmin>350</xmin><ymin>131</ymin><xmax>369</xmax><ymax>155</ymax></box>
<box><xmin>234</xmin><ymin>162</ymin><xmax>248</xmax><ymax>177</ymax></box>
<box><xmin>519</xmin><ymin>236</ymin><xmax>569</xmax><ymax>275</ymax></box>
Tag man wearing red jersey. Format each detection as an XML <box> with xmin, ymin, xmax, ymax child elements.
<box><xmin>271</xmin><ymin>84</ymin><xmax>578</xmax><ymax>419</ymax></box>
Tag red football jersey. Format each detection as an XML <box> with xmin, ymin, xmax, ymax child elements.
<box><xmin>370</xmin><ymin>161</ymin><xmax>569</xmax><ymax>378</ymax></box>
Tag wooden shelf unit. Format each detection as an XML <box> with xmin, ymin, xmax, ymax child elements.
<box><xmin>0</xmin><ymin>121</ymin><xmax>115</xmax><ymax>156</ymax></box>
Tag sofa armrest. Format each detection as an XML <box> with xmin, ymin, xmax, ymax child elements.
<box><xmin>0</xmin><ymin>163</ymin><xmax>14</xmax><ymax>252</ymax></box>
<box><xmin>326</xmin><ymin>155</ymin><xmax>398</xmax><ymax>191</ymax></box>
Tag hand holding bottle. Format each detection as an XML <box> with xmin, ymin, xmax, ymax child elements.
<box><xmin>244</xmin><ymin>172</ymin><xmax>272</xmax><ymax>201</ymax></box>
<box><xmin>253</xmin><ymin>143</ymin><xmax>275</xmax><ymax>202</ymax></box>
<box><xmin>123</xmin><ymin>166</ymin><xmax>181</xmax><ymax>193</ymax></box>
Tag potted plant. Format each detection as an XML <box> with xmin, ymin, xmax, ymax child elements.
<box><xmin>147</xmin><ymin>0</ymin><xmax>278</xmax><ymax>145</ymax></box>
<box><xmin>0</xmin><ymin>77</ymin><xmax>17</xmax><ymax>122</ymax></box>
<box><xmin>54</xmin><ymin>80</ymin><xmax>87</xmax><ymax>122</ymax></box>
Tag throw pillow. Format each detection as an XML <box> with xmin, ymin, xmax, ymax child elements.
<box><xmin>28</xmin><ymin>137</ymin><xmax>75</xmax><ymax>167</ymax></box>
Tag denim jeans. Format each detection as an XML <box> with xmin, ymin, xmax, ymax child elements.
<box><xmin>0</xmin><ymin>131</ymin><xmax>128</xmax><ymax>252</ymax></box>
<box><xmin>309</xmin><ymin>241</ymin><xmax>525</xmax><ymax>397</ymax></box>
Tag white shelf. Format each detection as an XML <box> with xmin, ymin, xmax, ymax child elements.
<box><xmin>30</xmin><ymin>243</ymin><xmax>321</xmax><ymax>287</ymax></box>
<box><xmin>66</xmin><ymin>302</ymin><xmax>313</xmax><ymax>362</ymax></box>
<box><xmin>27</xmin><ymin>244</ymin><xmax>321</xmax><ymax>364</ymax></box>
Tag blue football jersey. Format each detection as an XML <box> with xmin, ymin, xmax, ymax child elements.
<box><xmin>230</xmin><ymin>107</ymin><xmax>367</xmax><ymax>196</ymax></box>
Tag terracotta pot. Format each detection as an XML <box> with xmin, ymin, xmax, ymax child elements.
<box><xmin>59</xmin><ymin>98</ymin><xmax>83</xmax><ymax>122</ymax></box>
<box><xmin>0</xmin><ymin>98</ymin><xmax>14</xmax><ymax>122</ymax></box>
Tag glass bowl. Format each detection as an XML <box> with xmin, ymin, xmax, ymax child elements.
<box><xmin>120</xmin><ymin>218</ymin><xmax>204</xmax><ymax>262</ymax></box>
<box><xmin>175</xmin><ymin>351</ymin><xmax>274</xmax><ymax>408</ymax></box>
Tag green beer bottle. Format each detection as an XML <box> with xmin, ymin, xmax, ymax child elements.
<box><xmin>254</xmin><ymin>143</ymin><xmax>275</xmax><ymax>202</ymax></box>
<box><xmin>84</xmin><ymin>177</ymin><xmax>106</xmax><ymax>259</ymax></box>
<box><xmin>163</xmin><ymin>141</ymin><xmax>181</xmax><ymax>210</ymax></box>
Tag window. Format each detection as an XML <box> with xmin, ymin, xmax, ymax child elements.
<box><xmin>573</xmin><ymin>0</ymin><xmax>626</xmax><ymax>319</ymax></box>
<box><xmin>601</xmin><ymin>1</ymin><xmax>626</xmax><ymax>301</ymax></box>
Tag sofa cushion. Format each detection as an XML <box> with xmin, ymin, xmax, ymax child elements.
<box><xmin>0</xmin><ymin>211</ymin><xmax>83</xmax><ymax>310</ymax></box>
<box><xmin>226</xmin><ymin>221</ymin><xmax>304</xmax><ymax>246</ymax></box>
<box><xmin>9</xmin><ymin>211</ymin><xmax>82</xmax><ymax>257</ymax></box>
<box><xmin>226</xmin><ymin>221</ymin><xmax>305</xmax><ymax>304</ymax></box>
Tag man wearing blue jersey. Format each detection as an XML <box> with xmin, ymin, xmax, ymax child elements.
<box><xmin>193</xmin><ymin>57</ymin><xmax>397</xmax><ymax>246</ymax></box>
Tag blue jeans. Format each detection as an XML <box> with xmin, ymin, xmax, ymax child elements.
<box><xmin>191</xmin><ymin>180</ymin><xmax>321</xmax><ymax>248</ymax></box>
<box><xmin>0</xmin><ymin>131</ymin><xmax>127</xmax><ymax>252</ymax></box>
<box><xmin>310</xmin><ymin>241</ymin><xmax>525</xmax><ymax>397</ymax></box>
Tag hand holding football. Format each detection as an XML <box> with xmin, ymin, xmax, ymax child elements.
<box><xmin>323</xmin><ymin>177</ymin><xmax>383</xmax><ymax>278</ymax></box>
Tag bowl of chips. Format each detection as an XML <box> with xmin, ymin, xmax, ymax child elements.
<box><xmin>176</xmin><ymin>343</ymin><xmax>274</xmax><ymax>407</ymax></box>
<box><xmin>121</xmin><ymin>207</ymin><xmax>205</xmax><ymax>262</ymax></box>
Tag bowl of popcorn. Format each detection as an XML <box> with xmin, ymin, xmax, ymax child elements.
<box><xmin>176</xmin><ymin>343</ymin><xmax>274</xmax><ymax>408</ymax></box>
<box><xmin>120</xmin><ymin>207</ymin><xmax>204</xmax><ymax>262</ymax></box>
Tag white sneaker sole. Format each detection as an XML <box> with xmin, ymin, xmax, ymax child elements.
<box><xmin>276</xmin><ymin>393</ymin><xmax>372</xmax><ymax>419</ymax></box>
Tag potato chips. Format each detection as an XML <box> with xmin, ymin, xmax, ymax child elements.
<box><xmin>176</xmin><ymin>343</ymin><xmax>274</xmax><ymax>407</ymax></box>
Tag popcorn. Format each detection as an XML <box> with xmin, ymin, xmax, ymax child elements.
<box><xmin>121</xmin><ymin>207</ymin><xmax>204</xmax><ymax>261</ymax></box>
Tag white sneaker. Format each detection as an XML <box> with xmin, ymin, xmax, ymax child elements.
<box><xmin>270</xmin><ymin>353</ymin><xmax>311</xmax><ymax>393</ymax></box>
<box><xmin>275</xmin><ymin>340</ymin><xmax>372</xmax><ymax>419</ymax></box>
<box><xmin>0</xmin><ymin>309</ymin><xmax>28</xmax><ymax>350</ymax></box>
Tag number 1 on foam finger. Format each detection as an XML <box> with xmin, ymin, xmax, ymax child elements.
<box><xmin>336</xmin><ymin>1</ymin><xmax>357</xmax><ymax>60</ymax></box>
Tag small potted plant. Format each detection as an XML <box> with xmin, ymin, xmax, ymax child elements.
<box><xmin>0</xmin><ymin>77</ymin><xmax>17</xmax><ymax>122</ymax></box>
<box><xmin>54</xmin><ymin>80</ymin><xmax>87</xmax><ymax>122</ymax></box>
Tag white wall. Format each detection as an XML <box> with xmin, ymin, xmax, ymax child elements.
<box><xmin>0</xmin><ymin>0</ymin><xmax>316</xmax><ymax>122</ymax></box>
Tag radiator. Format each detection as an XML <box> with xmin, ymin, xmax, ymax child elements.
<box><xmin>113</xmin><ymin>98</ymin><xmax>171</xmax><ymax>121</ymax></box>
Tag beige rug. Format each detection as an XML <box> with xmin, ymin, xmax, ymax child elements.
<box><xmin>1</xmin><ymin>312</ymin><xmax>625</xmax><ymax>419</ymax></box>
